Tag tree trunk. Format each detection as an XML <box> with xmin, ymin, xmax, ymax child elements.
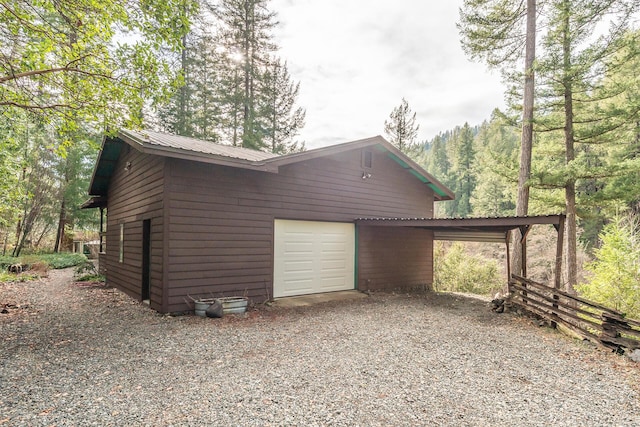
<box><xmin>178</xmin><ymin>32</ymin><xmax>188</xmax><ymax>135</ymax></box>
<box><xmin>54</xmin><ymin>199</ymin><xmax>66</xmax><ymax>253</ymax></box>
<box><xmin>510</xmin><ymin>0</ymin><xmax>536</xmax><ymax>278</ymax></box>
<box><xmin>562</xmin><ymin>1</ymin><xmax>578</xmax><ymax>293</ymax></box>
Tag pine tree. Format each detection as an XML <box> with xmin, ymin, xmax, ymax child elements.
<box><xmin>450</xmin><ymin>123</ymin><xmax>476</xmax><ymax>217</ymax></box>
<box><xmin>215</xmin><ymin>0</ymin><xmax>277</xmax><ymax>150</ymax></box>
<box><xmin>384</xmin><ymin>98</ymin><xmax>420</xmax><ymax>153</ymax></box>
<box><xmin>532</xmin><ymin>0</ymin><xmax>640</xmax><ymax>291</ymax></box>
<box><xmin>259</xmin><ymin>58</ymin><xmax>306</xmax><ymax>154</ymax></box>
<box><xmin>459</xmin><ymin>0</ymin><xmax>536</xmax><ymax>276</ymax></box>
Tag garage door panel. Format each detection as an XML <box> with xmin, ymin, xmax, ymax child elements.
<box><xmin>274</xmin><ymin>220</ymin><xmax>354</xmax><ymax>298</ymax></box>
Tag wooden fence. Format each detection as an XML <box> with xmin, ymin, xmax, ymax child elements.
<box><xmin>508</xmin><ymin>275</ymin><xmax>640</xmax><ymax>352</ymax></box>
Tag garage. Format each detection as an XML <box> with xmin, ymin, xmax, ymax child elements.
<box><xmin>273</xmin><ymin>220</ymin><xmax>355</xmax><ymax>298</ymax></box>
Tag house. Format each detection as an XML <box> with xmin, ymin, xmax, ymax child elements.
<box><xmin>83</xmin><ymin>129</ymin><xmax>455</xmax><ymax>313</ymax></box>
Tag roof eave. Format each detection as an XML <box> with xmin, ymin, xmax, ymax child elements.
<box><xmin>118</xmin><ymin>131</ymin><xmax>278</xmax><ymax>173</ymax></box>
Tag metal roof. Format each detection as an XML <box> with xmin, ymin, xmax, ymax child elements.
<box><xmin>356</xmin><ymin>215</ymin><xmax>565</xmax><ymax>243</ymax></box>
<box><xmin>85</xmin><ymin>130</ymin><xmax>455</xmax><ymax>202</ymax></box>
<box><xmin>121</xmin><ymin>129</ymin><xmax>278</xmax><ymax>162</ymax></box>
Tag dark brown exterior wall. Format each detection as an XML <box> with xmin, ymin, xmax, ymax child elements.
<box><xmin>357</xmin><ymin>226</ymin><xmax>434</xmax><ymax>291</ymax></box>
<box><xmin>164</xmin><ymin>147</ymin><xmax>435</xmax><ymax>312</ymax></box>
<box><xmin>104</xmin><ymin>145</ymin><xmax>165</xmax><ymax>311</ymax></box>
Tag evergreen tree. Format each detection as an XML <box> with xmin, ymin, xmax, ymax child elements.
<box><xmin>532</xmin><ymin>0</ymin><xmax>640</xmax><ymax>291</ymax></box>
<box><xmin>577</xmin><ymin>213</ymin><xmax>640</xmax><ymax>318</ymax></box>
<box><xmin>449</xmin><ymin>123</ymin><xmax>477</xmax><ymax>217</ymax></box>
<box><xmin>459</xmin><ymin>0</ymin><xmax>536</xmax><ymax>276</ymax></box>
<box><xmin>259</xmin><ymin>58</ymin><xmax>306</xmax><ymax>154</ymax></box>
<box><xmin>215</xmin><ymin>0</ymin><xmax>277</xmax><ymax>150</ymax></box>
<box><xmin>384</xmin><ymin>98</ymin><xmax>420</xmax><ymax>153</ymax></box>
<box><xmin>471</xmin><ymin>113</ymin><xmax>519</xmax><ymax>216</ymax></box>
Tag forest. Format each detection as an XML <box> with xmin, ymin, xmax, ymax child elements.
<box><xmin>1</xmin><ymin>0</ymin><xmax>639</xmax><ymax>317</ymax></box>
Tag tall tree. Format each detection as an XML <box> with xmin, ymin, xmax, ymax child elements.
<box><xmin>533</xmin><ymin>0</ymin><xmax>640</xmax><ymax>291</ymax></box>
<box><xmin>384</xmin><ymin>98</ymin><xmax>420</xmax><ymax>153</ymax></box>
<box><xmin>0</xmin><ymin>0</ymin><xmax>195</xmax><ymax>133</ymax></box>
<box><xmin>259</xmin><ymin>58</ymin><xmax>306</xmax><ymax>154</ymax></box>
<box><xmin>215</xmin><ymin>0</ymin><xmax>277</xmax><ymax>150</ymax></box>
<box><xmin>459</xmin><ymin>0</ymin><xmax>536</xmax><ymax>277</ymax></box>
<box><xmin>448</xmin><ymin>123</ymin><xmax>477</xmax><ymax>217</ymax></box>
<box><xmin>471</xmin><ymin>112</ymin><xmax>519</xmax><ymax>217</ymax></box>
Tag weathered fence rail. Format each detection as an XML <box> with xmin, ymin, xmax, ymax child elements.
<box><xmin>508</xmin><ymin>275</ymin><xmax>640</xmax><ymax>352</ymax></box>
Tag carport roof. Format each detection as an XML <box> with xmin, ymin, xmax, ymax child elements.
<box><xmin>356</xmin><ymin>215</ymin><xmax>565</xmax><ymax>243</ymax></box>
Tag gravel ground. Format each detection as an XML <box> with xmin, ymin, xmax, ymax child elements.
<box><xmin>1</xmin><ymin>268</ymin><xmax>639</xmax><ymax>426</ymax></box>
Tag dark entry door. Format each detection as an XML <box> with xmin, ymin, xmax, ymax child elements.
<box><xmin>141</xmin><ymin>219</ymin><xmax>151</xmax><ymax>301</ymax></box>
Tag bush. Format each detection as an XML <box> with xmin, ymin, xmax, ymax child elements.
<box><xmin>0</xmin><ymin>252</ymin><xmax>87</xmax><ymax>271</ymax></box>
<box><xmin>74</xmin><ymin>260</ymin><xmax>105</xmax><ymax>282</ymax></box>
<box><xmin>22</xmin><ymin>253</ymin><xmax>88</xmax><ymax>269</ymax></box>
<box><xmin>577</xmin><ymin>214</ymin><xmax>640</xmax><ymax>319</ymax></box>
<box><xmin>434</xmin><ymin>242</ymin><xmax>503</xmax><ymax>296</ymax></box>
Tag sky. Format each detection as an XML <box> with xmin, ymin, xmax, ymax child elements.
<box><xmin>270</xmin><ymin>0</ymin><xmax>507</xmax><ymax>149</ymax></box>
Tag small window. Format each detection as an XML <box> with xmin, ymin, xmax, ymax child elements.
<box><xmin>362</xmin><ymin>150</ymin><xmax>373</xmax><ymax>169</ymax></box>
<box><xmin>119</xmin><ymin>223</ymin><xmax>124</xmax><ymax>263</ymax></box>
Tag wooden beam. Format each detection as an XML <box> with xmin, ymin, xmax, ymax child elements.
<box><xmin>554</xmin><ymin>216</ymin><xmax>565</xmax><ymax>290</ymax></box>
<box><xmin>505</xmin><ymin>230</ymin><xmax>511</xmax><ymax>282</ymax></box>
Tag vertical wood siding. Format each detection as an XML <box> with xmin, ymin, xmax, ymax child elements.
<box><xmin>165</xmin><ymin>148</ymin><xmax>435</xmax><ymax>312</ymax></box>
<box><xmin>357</xmin><ymin>226</ymin><xmax>434</xmax><ymax>291</ymax></box>
<box><xmin>104</xmin><ymin>146</ymin><xmax>165</xmax><ymax>311</ymax></box>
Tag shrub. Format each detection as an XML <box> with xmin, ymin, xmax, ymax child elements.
<box><xmin>434</xmin><ymin>242</ymin><xmax>503</xmax><ymax>296</ymax></box>
<box><xmin>0</xmin><ymin>252</ymin><xmax>87</xmax><ymax>272</ymax></box>
<box><xmin>23</xmin><ymin>253</ymin><xmax>88</xmax><ymax>269</ymax></box>
<box><xmin>74</xmin><ymin>261</ymin><xmax>105</xmax><ymax>282</ymax></box>
<box><xmin>577</xmin><ymin>214</ymin><xmax>640</xmax><ymax>319</ymax></box>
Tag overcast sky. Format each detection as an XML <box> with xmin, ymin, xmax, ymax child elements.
<box><xmin>270</xmin><ymin>0</ymin><xmax>507</xmax><ymax>149</ymax></box>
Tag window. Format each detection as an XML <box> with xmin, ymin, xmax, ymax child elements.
<box><xmin>362</xmin><ymin>150</ymin><xmax>373</xmax><ymax>169</ymax></box>
<box><xmin>119</xmin><ymin>223</ymin><xmax>124</xmax><ymax>263</ymax></box>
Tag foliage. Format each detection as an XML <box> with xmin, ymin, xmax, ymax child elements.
<box><xmin>433</xmin><ymin>242</ymin><xmax>503</xmax><ymax>296</ymax></box>
<box><xmin>74</xmin><ymin>260</ymin><xmax>104</xmax><ymax>282</ymax></box>
<box><xmin>577</xmin><ymin>214</ymin><xmax>640</xmax><ymax>319</ymax></box>
<box><xmin>158</xmin><ymin>0</ymin><xmax>305</xmax><ymax>153</ymax></box>
<box><xmin>259</xmin><ymin>59</ymin><xmax>306</xmax><ymax>154</ymax></box>
<box><xmin>458</xmin><ymin>0</ymin><xmax>528</xmax><ymax>72</ymax></box>
<box><xmin>0</xmin><ymin>270</ymin><xmax>39</xmax><ymax>283</ymax></box>
<box><xmin>384</xmin><ymin>98</ymin><xmax>420</xmax><ymax>154</ymax></box>
<box><xmin>0</xmin><ymin>0</ymin><xmax>195</xmax><ymax>130</ymax></box>
<box><xmin>1</xmin><ymin>252</ymin><xmax>87</xmax><ymax>271</ymax></box>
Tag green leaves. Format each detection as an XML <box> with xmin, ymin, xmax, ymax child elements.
<box><xmin>0</xmin><ymin>0</ymin><xmax>192</xmax><ymax>130</ymax></box>
<box><xmin>578</xmin><ymin>214</ymin><xmax>640</xmax><ymax>318</ymax></box>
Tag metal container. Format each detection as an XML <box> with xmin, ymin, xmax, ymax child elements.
<box><xmin>218</xmin><ymin>296</ymin><xmax>248</xmax><ymax>314</ymax></box>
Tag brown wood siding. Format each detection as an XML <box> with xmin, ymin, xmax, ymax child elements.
<box><xmin>104</xmin><ymin>146</ymin><xmax>165</xmax><ymax>311</ymax></box>
<box><xmin>357</xmin><ymin>226</ymin><xmax>433</xmax><ymax>291</ymax></box>
<box><xmin>165</xmin><ymin>148</ymin><xmax>435</xmax><ymax>312</ymax></box>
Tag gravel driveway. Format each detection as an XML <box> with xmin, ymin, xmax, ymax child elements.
<box><xmin>1</xmin><ymin>268</ymin><xmax>639</xmax><ymax>426</ymax></box>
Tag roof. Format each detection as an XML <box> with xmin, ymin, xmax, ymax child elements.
<box><xmin>86</xmin><ymin>130</ymin><xmax>454</xmax><ymax>201</ymax></box>
<box><xmin>356</xmin><ymin>215</ymin><xmax>565</xmax><ymax>243</ymax></box>
<box><xmin>121</xmin><ymin>129</ymin><xmax>278</xmax><ymax>162</ymax></box>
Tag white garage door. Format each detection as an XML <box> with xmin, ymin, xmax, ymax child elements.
<box><xmin>273</xmin><ymin>220</ymin><xmax>355</xmax><ymax>298</ymax></box>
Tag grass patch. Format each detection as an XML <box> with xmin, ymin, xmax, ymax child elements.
<box><xmin>0</xmin><ymin>270</ymin><xmax>40</xmax><ymax>283</ymax></box>
<box><xmin>0</xmin><ymin>252</ymin><xmax>88</xmax><ymax>271</ymax></box>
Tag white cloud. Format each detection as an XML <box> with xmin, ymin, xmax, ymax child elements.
<box><xmin>270</xmin><ymin>0</ymin><xmax>506</xmax><ymax>148</ymax></box>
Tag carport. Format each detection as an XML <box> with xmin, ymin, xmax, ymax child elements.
<box><xmin>356</xmin><ymin>215</ymin><xmax>566</xmax><ymax>288</ymax></box>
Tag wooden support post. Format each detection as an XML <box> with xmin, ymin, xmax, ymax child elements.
<box><xmin>519</xmin><ymin>225</ymin><xmax>531</xmax><ymax>278</ymax></box>
<box><xmin>552</xmin><ymin>216</ymin><xmax>565</xmax><ymax>329</ymax></box>
<box><xmin>505</xmin><ymin>231</ymin><xmax>511</xmax><ymax>283</ymax></box>
<box><xmin>554</xmin><ymin>216</ymin><xmax>565</xmax><ymax>290</ymax></box>
<box><xmin>99</xmin><ymin>207</ymin><xmax>104</xmax><ymax>253</ymax></box>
